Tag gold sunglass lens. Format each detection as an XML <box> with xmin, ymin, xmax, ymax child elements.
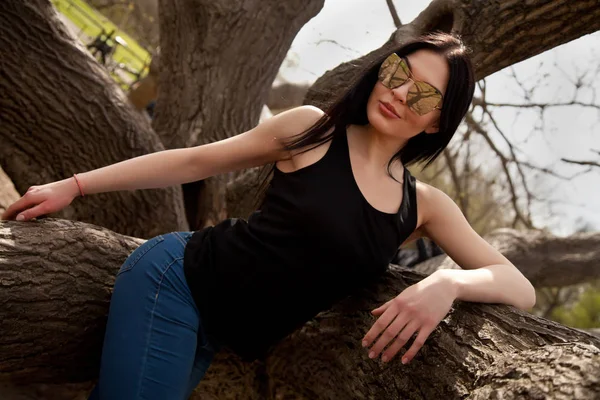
<box><xmin>378</xmin><ymin>53</ymin><xmax>401</xmax><ymax>87</ymax></box>
<box><xmin>408</xmin><ymin>82</ymin><xmax>442</xmax><ymax>116</ymax></box>
<box><xmin>388</xmin><ymin>58</ymin><xmax>410</xmax><ymax>88</ymax></box>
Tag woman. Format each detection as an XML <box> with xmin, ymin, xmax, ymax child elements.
<box><xmin>2</xmin><ymin>32</ymin><xmax>536</xmax><ymax>399</ymax></box>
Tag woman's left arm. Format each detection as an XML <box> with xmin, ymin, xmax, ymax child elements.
<box><xmin>362</xmin><ymin>184</ymin><xmax>536</xmax><ymax>364</ymax></box>
<box><xmin>419</xmin><ymin>185</ymin><xmax>536</xmax><ymax>311</ymax></box>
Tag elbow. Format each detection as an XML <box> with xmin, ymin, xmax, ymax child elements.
<box><xmin>516</xmin><ymin>280</ymin><xmax>537</xmax><ymax>311</ymax></box>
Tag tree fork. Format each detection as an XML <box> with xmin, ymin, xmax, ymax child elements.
<box><xmin>0</xmin><ymin>0</ymin><xmax>188</xmax><ymax>238</ymax></box>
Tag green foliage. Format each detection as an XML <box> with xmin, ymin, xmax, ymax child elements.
<box><xmin>550</xmin><ymin>281</ymin><xmax>600</xmax><ymax>329</ymax></box>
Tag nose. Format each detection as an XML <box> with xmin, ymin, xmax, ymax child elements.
<box><xmin>391</xmin><ymin>78</ymin><xmax>414</xmax><ymax>104</ymax></box>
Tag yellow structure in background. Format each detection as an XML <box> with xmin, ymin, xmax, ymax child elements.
<box><xmin>51</xmin><ymin>0</ymin><xmax>152</xmax><ymax>91</ymax></box>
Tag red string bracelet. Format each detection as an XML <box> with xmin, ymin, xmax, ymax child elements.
<box><xmin>73</xmin><ymin>174</ymin><xmax>85</xmax><ymax>197</ymax></box>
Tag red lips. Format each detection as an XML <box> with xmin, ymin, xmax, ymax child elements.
<box><xmin>379</xmin><ymin>101</ymin><xmax>401</xmax><ymax>119</ymax></box>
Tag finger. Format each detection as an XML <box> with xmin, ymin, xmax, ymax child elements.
<box><xmin>368</xmin><ymin>312</ymin><xmax>410</xmax><ymax>359</ymax></box>
<box><xmin>362</xmin><ymin>306</ymin><xmax>397</xmax><ymax>348</ymax></box>
<box><xmin>380</xmin><ymin>320</ymin><xmax>420</xmax><ymax>363</ymax></box>
<box><xmin>14</xmin><ymin>202</ymin><xmax>49</xmax><ymax>222</ymax></box>
<box><xmin>1</xmin><ymin>194</ymin><xmax>38</xmax><ymax>220</ymax></box>
<box><xmin>371</xmin><ymin>299</ymin><xmax>393</xmax><ymax>315</ymax></box>
<box><xmin>396</xmin><ymin>325</ymin><xmax>435</xmax><ymax>364</ymax></box>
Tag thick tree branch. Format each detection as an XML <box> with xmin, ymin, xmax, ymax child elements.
<box><xmin>305</xmin><ymin>0</ymin><xmax>600</xmax><ymax>109</ymax></box>
<box><xmin>2</xmin><ymin>219</ymin><xmax>600</xmax><ymax>398</ymax></box>
<box><xmin>0</xmin><ymin>219</ymin><xmax>142</xmax><ymax>383</ymax></box>
<box><xmin>153</xmin><ymin>0</ymin><xmax>325</xmax><ymax>149</ymax></box>
<box><xmin>267</xmin><ymin>83</ymin><xmax>311</xmax><ymax>112</ymax></box>
<box><xmin>413</xmin><ymin>228</ymin><xmax>600</xmax><ymax>289</ymax></box>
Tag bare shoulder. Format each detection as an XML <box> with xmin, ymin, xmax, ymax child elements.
<box><xmin>267</xmin><ymin>105</ymin><xmax>325</xmax><ymax>141</ymax></box>
<box><xmin>414</xmin><ymin>180</ymin><xmax>456</xmax><ymax>230</ymax></box>
<box><xmin>187</xmin><ymin>105</ymin><xmax>326</xmax><ymax>180</ymax></box>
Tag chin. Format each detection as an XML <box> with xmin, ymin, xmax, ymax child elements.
<box><xmin>366</xmin><ymin>102</ymin><xmax>402</xmax><ymax>134</ymax></box>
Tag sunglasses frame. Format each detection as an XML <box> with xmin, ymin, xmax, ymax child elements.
<box><xmin>378</xmin><ymin>53</ymin><xmax>444</xmax><ymax>116</ymax></box>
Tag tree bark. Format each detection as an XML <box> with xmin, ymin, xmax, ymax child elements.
<box><xmin>153</xmin><ymin>0</ymin><xmax>324</xmax><ymax>149</ymax></box>
<box><xmin>0</xmin><ymin>219</ymin><xmax>141</xmax><ymax>383</ymax></box>
<box><xmin>151</xmin><ymin>0</ymin><xmax>324</xmax><ymax>228</ymax></box>
<box><xmin>0</xmin><ymin>0</ymin><xmax>188</xmax><ymax>239</ymax></box>
<box><xmin>304</xmin><ymin>0</ymin><xmax>600</xmax><ymax>110</ymax></box>
<box><xmin>1</xmin><ymin>220</ymin><xmax>599</xmax><ymax>400</ymax></box>
<box><xmin>413</xmin><ymin>228</ymin><xmax>600</xmax><ymax>288</ymax></box>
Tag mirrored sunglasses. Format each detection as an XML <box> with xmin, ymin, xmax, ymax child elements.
<box><xmin>378</xmin><ymin>53</ymin><xmax>443</xmax><ymax>116</ymax></box>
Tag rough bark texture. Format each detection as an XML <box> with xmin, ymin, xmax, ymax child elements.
<box><xmin>1</xmin><ymin>220</ymin><xmax>599</xmax><ymax>399</ymax></box>
<box><xmin>0</xmin><ymin>219</ymin><xmax>141</xmax><ymax>383</ymax></box>
<box><xmin>414</xmin><ymin>228</ymin><xmax>600</xmax><ymax>288</ymax></box>
<box><xmin>304</xmin><ymin>0</ymin><xmax>600</xmax><ymax>110</ymax></box>
<box><xmin>152</xmin><ymin>0</ymin><xmax>324</xmax><ymax>228</ymax></box>
<box><xmin>153</xmin><ymin>0</ymin><xmax>324</xmax><ymax>149</ymax></box>
<box><xmin>0</xmin><ymin>1</ymin><xmax>188</xmax><ymax>239</ymax></box>
<box><xmin>267</xmin><ymin>82</ymin><xmax>311</xmax><ymax>113</ymax></box>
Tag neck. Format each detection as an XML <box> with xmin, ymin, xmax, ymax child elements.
<box><xmin>351</xmin><ymin>124</ymin><xmax>407</xmax><ymax>172</ymax></box>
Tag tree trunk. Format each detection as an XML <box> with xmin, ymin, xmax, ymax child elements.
<box><xmin>414</xmin><ymin>228</ymin><xmax>600</xmax><ymax>288</ymax></box>
<box><xmin>304</xmin><ymin>0</ymin><xmax>600</xmax><ymax>110</ymax></box>
<box><xmin>1</xmin><ymin>220</ymin><xmax>599</xmax><ymax>399</ymax></box>
<box><xmin>152</xmin><ymin>0</ymin><xmax>324</xmax><ymax>228</ymax></box>
<box><xmin>0</xmin><ymin>0</ymin><xmax>188</xmax><ymax>239</ymax></box>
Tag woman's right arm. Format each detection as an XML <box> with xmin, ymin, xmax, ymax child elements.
<box><xmin>1</xmin><ymin>105</ymin><xmax>325</xmax><ymax>221</ymax></box>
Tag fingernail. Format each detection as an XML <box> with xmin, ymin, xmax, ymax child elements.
<box><xmin>16</xmin><ymin>215</ymin><xmax>24</xmax><ymax>221</ymax></box>
<box><xmin>381</xmin><ymin>355</ymin><xmax>388</xmax><ymax>362</ymax></box>
<box><xmin>368</xmin><ymin>351</ymin><xmax>375</xmax><ymax>359</ymax></box>
<box><xmin>402</xmin><ymin>358</ymin><xmax>408</xmax><ymax>364</ymax></box>
<box><xmin>362</xmin><ymin>340</ymin><xmax>368</xmax><ymax>347</ymax></box>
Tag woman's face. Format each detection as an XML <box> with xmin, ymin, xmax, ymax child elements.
<box><xmin>366</xmin><ymin>49</ymin><xmax>449</xmax><ymax>139</ymax></box>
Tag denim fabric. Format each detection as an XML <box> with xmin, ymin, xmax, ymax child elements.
<box><xmin>88</xmin><ymin>231</ymin><xmax>217</xmax><ymax>400</ymax></box>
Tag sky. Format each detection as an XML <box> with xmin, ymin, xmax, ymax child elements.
<box><xmin>278</xmin><ymin>0</ymin><xmax>600</xmax><ymax>236</ymax></box>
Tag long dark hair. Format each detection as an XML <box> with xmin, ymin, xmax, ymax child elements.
<box><xmin>254</xmin><ymin>32</ymin><xmax>475</xmax><ymax>209</ymax></box>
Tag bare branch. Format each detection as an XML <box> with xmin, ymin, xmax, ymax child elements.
<box><xmin>464</xmin><ymin>113</ymin><xmax>533</xmax><ymax>229</ymax></box>
<box><xmin>518</xmin><ymin>160</ymin><xmax>573</xmax><ymax>180</ymax></box>
<box><xmin>477</xmin><ymin>98</ymin><xmax>600</xmax><ymax>110</ymax></box>
<box><xmin>561</xmin><ymin>158</ymin><xmax>600</xmax><ymax>168</ymax></box>
<box><xmin>385</xmin><ymin>0</ymin><xmax>402</xmax><ymax>28</ymax></box>
<box><xmin>314</xmin><ymin>39</ymin><xmax>362</xmax><ymax>56</ymax></box>
<box><xmin>442</xmin><ymin>149</ymin><xmax>468</xmax><ymax>219</ymax></box>
<box><xmin>478</xmin><ymin>102</ymin><xmax>534</xmax><ymax>224</ymax></box>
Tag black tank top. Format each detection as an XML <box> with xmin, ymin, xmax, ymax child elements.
<box><xmin>183</xmin><ymin>124</ymin><xmax>418</xmax><ymax>361</ymax></box>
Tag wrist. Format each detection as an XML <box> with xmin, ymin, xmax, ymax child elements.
<box><xmin>58</xmin><ymin>177</ymin><xmax>82</xmax><ymax>199</ymax></box>
<box><xmin>434</xmin><ymin>269</ymin><xmax>461</xmax><ymax>300</ymax></box>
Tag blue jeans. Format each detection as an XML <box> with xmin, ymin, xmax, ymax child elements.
<box><xmin>88</xmin><ymin>231</ymin><xmax>217</xmax><ymax>400</ymax></box>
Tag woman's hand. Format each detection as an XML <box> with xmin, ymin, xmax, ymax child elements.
<box><xmin>1</xmin><ymin>178</ymin><xmax>80</xmax><ymax>221</ymax></box>
<box><xmin>362</xmin><ymin>270</ymin><xmax>457</xmax><ymax>364</ymax></box>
